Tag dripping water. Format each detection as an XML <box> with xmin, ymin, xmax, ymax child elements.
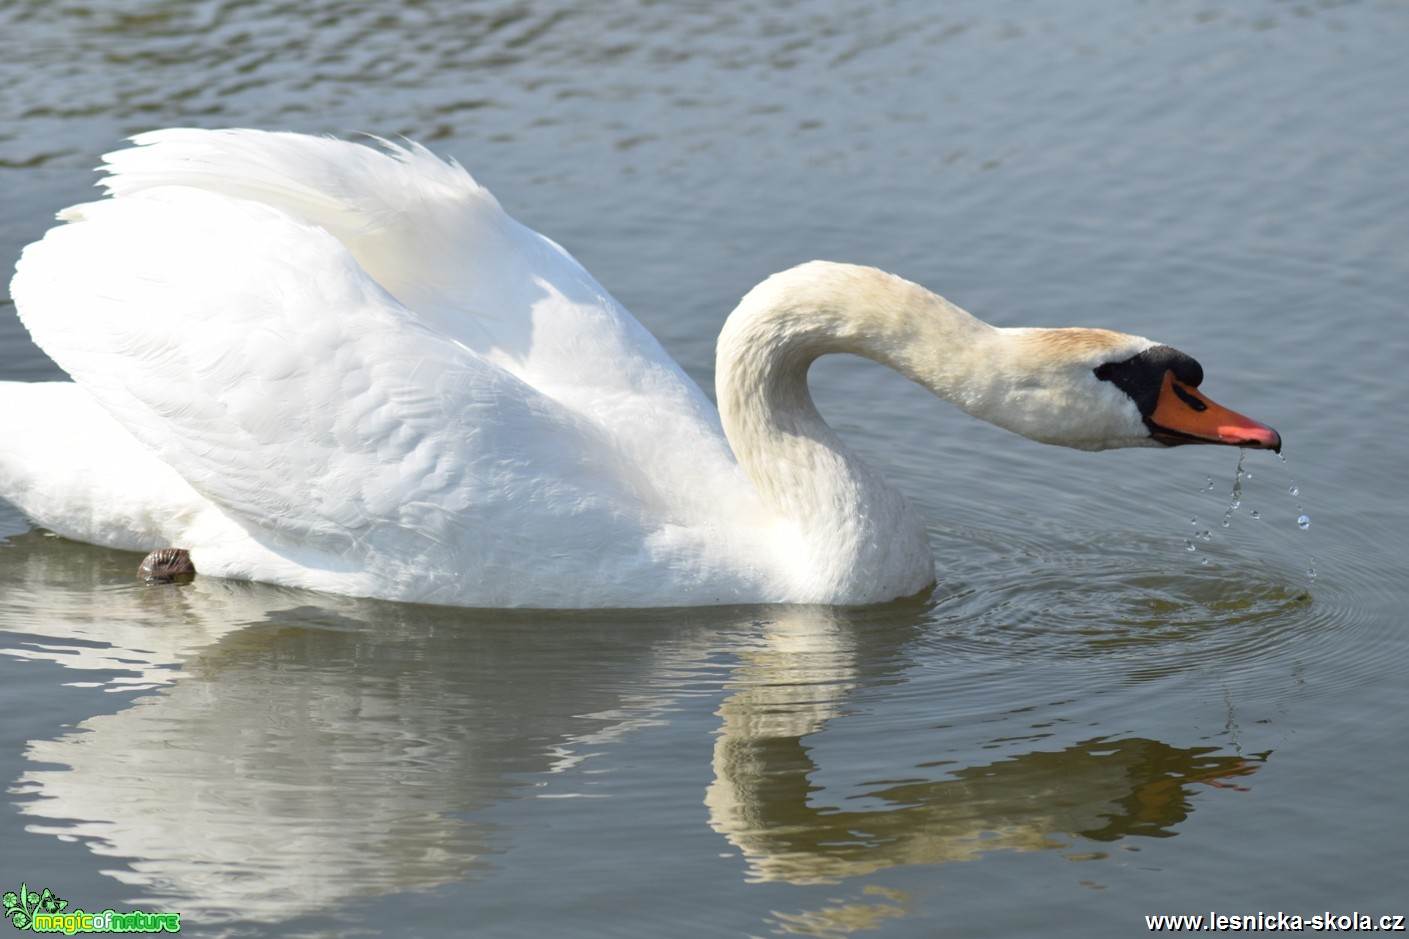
<box><xmin>1220</xmin><ymin>450</ymin><xmax>1249</xmax><ymax>530</ymax></box>
<box><xmin>1278</xmin><ymin>452</ymin><xmax>1316</xmax><ymax>580</ymax></box>
<box><xmin>1184</xmin><ymin>449</ymin><xmax>1316</xmax><ymax>583</ymax></box>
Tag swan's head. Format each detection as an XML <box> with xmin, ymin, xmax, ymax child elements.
<box><xmin>718</xmin><ymin>262</ymin><xmax>1280</xmax><ymax>456</ymax></box>
<box><xmin>981</xmin><ymin>328</ymin><xmax>1282</xmax><ymax>453</ymax></box>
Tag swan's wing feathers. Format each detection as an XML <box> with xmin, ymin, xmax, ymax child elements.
<box><xmin>97</xmin><ymin>127</ymin><xmax>496</xmax><ymax>242</ymax></box>
<box><xmin>89</xmin><ymin>129</ymin><xmax>742</xmax><ymax>511</ymax></box>
<box><xmin>12</xmin><ymin>185</ymin><xmax>646</xmax><ymax>563</ymax></box>
<box><xmin>92</xmin><ymin>128</ymin><xmax>521</xmax><ymax>361</ymax></box>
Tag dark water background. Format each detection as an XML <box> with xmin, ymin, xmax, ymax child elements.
<box><xmin>1</xmin><ymin>2</ymin><xmax>1406</xmax><ymax>936</ymax></box>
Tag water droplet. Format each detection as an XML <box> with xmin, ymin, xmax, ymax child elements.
<box><xmin>1185</xmin><ymin>541</ymin><xmax>1197</xmax><ymax>552</ymax></box>
<box><xmin>1249</xmin><ymin>510</ymin><xmax>1260</xmax><ymax>520</ymax></box>
<box><xmin>1221</xmin><ymin>518</ymin><xmax>1231</xmax><ymax>528</ymax></box>
<box><xmin>1289</xmin><ymin>486</ymin><xmax>1300</xmax><ymax>496</ymax></box>
<box><xmin>1297</xmin><ymin>515</ymin><xmax>1310</xmax><ymax>531</ymax></box>
<box><xmin>1200</xmin><ymin>557</ymin><xmax>1210</xmax><ymax>565</ymax></box>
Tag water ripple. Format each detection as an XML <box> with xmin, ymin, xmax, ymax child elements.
<box><xmin>918</xmin><ymin>513</ymin><xmax>1399</xmax><ymax>706</ymax></box>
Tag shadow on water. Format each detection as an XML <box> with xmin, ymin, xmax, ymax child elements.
<box><xmin>0</xmin><ymin>529</ymin><xmax>1306</xmax><ymax>931</ymax></box>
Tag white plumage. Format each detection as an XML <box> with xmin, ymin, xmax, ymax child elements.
<box><xmin>1</xmin><ymin>129</ymin><xmax>1277</xmax><ymax>608</ymax></box>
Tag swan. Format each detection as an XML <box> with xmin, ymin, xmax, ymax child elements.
<box><xmin>0</xmin><ymin>129</ymin><xmax>1280</xmax><ymax>609</ymax></box>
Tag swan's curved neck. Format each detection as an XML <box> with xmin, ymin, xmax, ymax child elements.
<box><xmin>715</xmin><ymin>261</ymin><xmax>997</xmax><ymax>603</ymax></box>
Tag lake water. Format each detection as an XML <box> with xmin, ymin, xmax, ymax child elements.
<box><xmin>2</xmin><ymin>1</ymin><xmax>1406</xmax><ymax>936</ymax></box>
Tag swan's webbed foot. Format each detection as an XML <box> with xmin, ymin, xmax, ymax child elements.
<box><xmin>139</xmin><ymin>547</ymin><xmax>196</xmax><ymax>584</ymax></box>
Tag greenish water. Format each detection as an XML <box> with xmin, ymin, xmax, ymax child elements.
<box><xmin>2</xmin><ymin>2</ymin><xmax>1406</xmax><ymax>936</ymax></box>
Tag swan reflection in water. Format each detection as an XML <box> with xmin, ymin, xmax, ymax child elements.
<box><xmin>707</xmin><ymin>614</ymin><xmax>1265</xmax><ymax>890</ymax></box>
<box><xmin>2</xmin><ymin>534</ymin><xmax>1266</xmax><ymax>930</ymax></box>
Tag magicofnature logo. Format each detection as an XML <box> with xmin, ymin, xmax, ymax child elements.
<box><xmin>3</xmin><ymin>884</ymin><xmax>179</xmax><ymax>934</ymax></box>
<box><xmin>3</xmin><ymin>885</ymin><xmax>64</xmax><ymax>930</ymax></box>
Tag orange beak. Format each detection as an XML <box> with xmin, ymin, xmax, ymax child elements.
<box><xmin>1148</xmin><ymin>371</ymin><xmax>1281</xmax><ymax>452</ymax></box>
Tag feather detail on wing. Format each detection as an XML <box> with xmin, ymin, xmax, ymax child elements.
<box><xmin>88</xmin><ymin>130</ymin><xmax>744</xmax><ymax>520</ymax></box>
<box><xmin>12</xmin><ymin>187</ymin><xmax>659</xmax><ymax>584</ymax></box>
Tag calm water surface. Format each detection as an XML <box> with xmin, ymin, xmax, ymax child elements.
<box><xmin>1</xmin><ymin>2</ymin><xmax>1406</xmax><ymax>936</ymax></box>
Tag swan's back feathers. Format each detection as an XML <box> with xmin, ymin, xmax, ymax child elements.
<box><xmin>93</xmin><ymin>130</ymin><xmax>738</xmax><ymax>496</ymax></box>
<box><xmin>97</xmin><ymin>129</ymin><xmax>510</xmax><ymax>344</ymax></box>
<box><xmin>10</xmin><ymin>130</ymin><xmax>767</xmax><ymax>606</ymax></box>
<box><xmin>98</xmin><ymin>129</ymin><xmax>484</xmax><ymax>238</ymax></box>
<box><xmin>17</xmin><ymin>188</ymin><xmax>638</xmax><ymax>592</ymax></box>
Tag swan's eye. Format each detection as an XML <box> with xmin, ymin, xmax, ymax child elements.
<box><xmin>1091</xmin><ymin>345</ymin><xmax>1206</xmax><ymax>419</ymax></box>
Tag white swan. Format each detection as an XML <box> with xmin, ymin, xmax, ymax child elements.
<box><xmin>0</xmin><ymin>129</ymin><xmax>1280</xmax><ymax>608</ymax></box>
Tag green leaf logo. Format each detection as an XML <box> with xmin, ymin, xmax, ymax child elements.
<box><xmin>3</xmin><ymin>884</ymin><xmax>64</xmax><ymax>932</ymax></box>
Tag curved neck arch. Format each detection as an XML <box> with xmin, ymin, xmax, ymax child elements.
<box><xmin>714</xmin><ymin>262</ymin><xmax>998</xmax><ymax>603</ymax></box>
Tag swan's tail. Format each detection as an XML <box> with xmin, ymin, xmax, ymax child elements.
<box><xmin>0</xmin><ymin>381</ymin><xmax>212</xmax><ymax>551</ymax></box>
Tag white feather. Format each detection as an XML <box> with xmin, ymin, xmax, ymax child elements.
<box><xmin>3</xmin><ymin>129</ymin><xmax>1194</xmax><ymax>608</ymax></box>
